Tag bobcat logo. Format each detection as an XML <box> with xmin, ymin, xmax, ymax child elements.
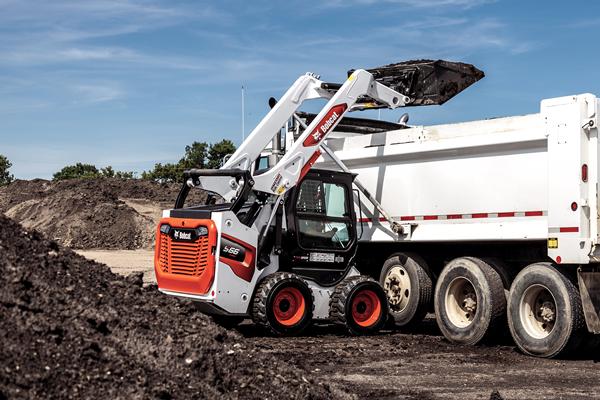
<box><xmin>174</xmin><ymin>230</ymin><xmax>192</xmax><ymax>240</ymax></box>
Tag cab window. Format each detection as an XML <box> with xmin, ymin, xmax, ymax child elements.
<box><xmin>295</xmin><ymin>179</ymin><xmax>353</xmax><ymax>249</ymax></box>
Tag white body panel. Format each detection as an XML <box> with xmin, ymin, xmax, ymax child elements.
<box><xmin>316</xmin><ymin>94</ymin><xmax>600</xmax><ymax>265</ymax></box>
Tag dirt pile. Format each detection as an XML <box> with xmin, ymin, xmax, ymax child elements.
<box><xmin>0</xmin><ymin>215</ymin><xmax>344</xmax><ymax>399</ymax></box>
<box><xmin>0</xmin><ymin>179</ymin><xmax>204</xmax><ymax>250</ymax></box>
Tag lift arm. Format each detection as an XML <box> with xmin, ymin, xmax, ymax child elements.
<box><xmin>195</xmin><ymin>60</ymin><xmax>483</xmax><ymax>204</ymax></box>
<box><xmin>251</xmin><ymin>69</ymin><xmax>408</xmax><ymax>196</ymax></box>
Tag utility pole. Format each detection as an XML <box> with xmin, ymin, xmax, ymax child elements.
<box><xmin>241</xmin><ymin>85</ymin><xmax>246</xmax><ymax>141</ymax></box>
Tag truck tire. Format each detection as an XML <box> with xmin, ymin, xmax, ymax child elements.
<box><xmin>251</xmin><ymin>272</ymin><xmax>313</xmax><ymax>336</ymax></box>
<box><xmin>330</xmin><ymin>275</ymin><xmax>389</xmax><ymax>335</ymax></box>
<box><xmin>507</xmin><ymin>263</ymin><xmax>585</xmax><ymax>358</ymax></box>
<box><xmin>379</xmin><ymin>253</ymin><xmax>432</xmax><ymax>327</ymax></box>
<box><xmin>434</xmin><ymin>257</ymin><xmax>506</xmax><ymax>345</ymax></box>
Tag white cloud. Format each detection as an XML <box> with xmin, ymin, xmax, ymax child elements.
<box><xmin>73</xmin><ymin>84</ymin><xmax>124</xmax><ymax>103</ymax></box>
<box><xmin>320</xmin><ymin>0</ymin><xmax>495</xmax><ymax>8</ymax></box>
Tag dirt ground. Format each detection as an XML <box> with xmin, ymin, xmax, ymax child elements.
<box><xmin>0</xmin><ymin>214</ymin><xmax>341</xmax><ymax>400</ymax></box>
<box><xmin>0</xmin><ymin>178</ymin><xmax>205</xmax><ymax>250</ymax></box>
<box><xmin>82</xmin><ymin>249</ymin><xmax>600</xmax><ymax>400</ymax></box>
<box><xmin>76</xmin><ymin>249</ymin><xmax>156</xmax><ymax>284</ymax></box>
<box><xmin>4</xmin><ymin>178</ymin><xmax>600</xmax><ymax>399</ymax></box>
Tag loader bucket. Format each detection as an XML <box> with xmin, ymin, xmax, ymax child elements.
<box><xmin>349</xmin><ymin>59</ymin><xmax>484</xmax><ymax>107</ymax></box>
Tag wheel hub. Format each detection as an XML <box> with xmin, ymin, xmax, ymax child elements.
<box><xmin>351</xmin><ymin>289</ymin><xmax>382</xmax><ymax>328</ymax></box>
<box><xmin>519</xmin><ymin>284</ymin><xmax>556</xmax><ymax>339</ymax></box>
<box><xmin>272</xmin><ymin>287</ymin><xmax>306</xmax><ymax>327</ymax></box>
<box><xmin>384</xmin><ymin>266</ymin><xmax>411</xmax><ymax>312</ymax></box>
<box><xmin>463</xmin><ymin>293</ymin><xmax>477</xmax><ymax>313</ymax></box>
<box><xmin>539</xmin><ymin>301</ymin><xmax>555</xmax><ymax>323</ymax></box>
<box><xmin>445</xmin><ymin>277</ymin><xmax>477</xmax><ymax>328</ymax></box>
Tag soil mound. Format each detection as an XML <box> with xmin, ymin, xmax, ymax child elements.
<box><xmin>0</xmin><ymin>179</ymin><xmax>204</xmax><ymax>250</ymax></box>
<box><xmin>0</xmin><ymin>215</ymin><xmax>342</xmax><ymax>399</ymax></box>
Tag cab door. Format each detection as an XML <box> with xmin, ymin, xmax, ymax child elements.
<box><xmin>284</xmin><ymin>170</ymin><xmax>357</xmax><ymax>286</ymax></box>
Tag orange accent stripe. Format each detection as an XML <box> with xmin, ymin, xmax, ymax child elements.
<box><xmin>299</xmin><ymin>150</ymin><xmax>322</xmax><ymax>182</ymax></box>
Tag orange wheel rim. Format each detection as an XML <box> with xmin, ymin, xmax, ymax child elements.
<box><xmin>351</xmin><ymin>289</ymin><xmax>382</xmax><ymax>327</ymax></box>
<box><xmin>273</xmin><ymin>287</ymin><xmax>306</xmax><ymax>326</ymax></box>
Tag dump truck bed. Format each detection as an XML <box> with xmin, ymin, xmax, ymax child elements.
<box><xmin>318</xmin><ymin>94</ymin><xmax>600</xmax><ymax>264</ymax></box>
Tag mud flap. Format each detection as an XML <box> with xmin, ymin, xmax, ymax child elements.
<box><xmin>577</xmin><ymin>269</ymin><xmax>600</xmax><ymax>334</ymax></box>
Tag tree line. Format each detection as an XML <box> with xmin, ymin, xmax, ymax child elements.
<box><xmin>0</xmin><ymin>139</ymin><xmax>236</xmax><ymax>185</ymax></box>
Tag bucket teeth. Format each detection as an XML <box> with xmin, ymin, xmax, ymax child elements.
<box><xmin>349</xmin><ymin>59</ymin><xmax>484</xmax><ymax>108</ymax></box>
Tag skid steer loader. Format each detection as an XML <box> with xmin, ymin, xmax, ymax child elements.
<box><xmin>154</xmin><ymin>60</ymin><xmax>483</xmax><ymax>335</ymax></box>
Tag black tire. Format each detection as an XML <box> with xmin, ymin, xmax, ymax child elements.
<box><xmin>507</xmin><ymin>263</ymin><xmax>585</xmax><ymax>358</ymax></box>
<box><xmin>434</xmin><ymin>257</ymin><xmax>506</xmax><ymax>345</ymax></box>
<box><xmin>210</xmin><ymin>315</ymin><xmax>244</xmax><ymax>329</ymax></box>
<box><xmin>251</xmin><ymin>272</ymin><xmax>313</xmax><ymax>336</ymax></box>
<box><xmin>330</xmin><ymin>275</ymin><xmax>389</xmax><ymax>335</ymax></box>
<box><xmin>379</xmin><ymin>252</ymin><xmax>432</xmax><ymax>327</ymax></box>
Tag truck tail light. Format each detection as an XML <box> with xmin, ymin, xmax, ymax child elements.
<box><xmin>582</xmin><ymin>164</ymin><xmax>588</xmax><ymax>182</ymax></box>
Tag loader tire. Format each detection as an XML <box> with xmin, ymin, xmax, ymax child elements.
<box><xmin>251</xmin><ymin>272</ymin><xmax>313</xmax><ymax>336</ymax></box>
<box><xmin>434</xmin><ymin>257</ymin><xmax>506</xmax><ymax>345</ymax></box>
<box><xmin>380</xmin><ymin>253</ymin><xmax>432</xmax><ymax>327</ymax></box>
<box><xmin>507</xmin><ymin>263</ymin><xmax>585</xmax><ymax>358</ymax></box>
<box><xmin>330</xmin><ymin>275</ymin><xmax>389</xmax><ymax>335</ymax></box>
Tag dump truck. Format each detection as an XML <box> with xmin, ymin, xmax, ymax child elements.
<box><xmin>154</xmin><ymin>60</ymin><xmax>600</xmax><ymax>358</ymax></box>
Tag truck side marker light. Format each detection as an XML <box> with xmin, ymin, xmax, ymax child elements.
<box><xmin>571</xmin><ymin>202</ymin><xmax>578</xmax><ymax>211</ymax></box>
<box><xmin>556</xmin><ymin>256</ymin><xmax>562</xmax><ymax>264</ymax></box>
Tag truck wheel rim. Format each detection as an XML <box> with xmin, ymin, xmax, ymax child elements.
<box><xmin>352</xmin><ymin>289</ymin><xmax>382</xmax><ymax>327</ymax></box>
<box><xmin>445</xmin><ymin>277</ymin><xmax>477</xmax><ymax>328</ymax></box>
<box><xmin>273</xmin><ymin>287</ymin><xmax>305</xmax><ymax>326</ymax></box>
<box><xmin>519</xmin><ymin>284</ymin><xmax>556</xmax><ymax>339</ymax></box>
<box><xmin>384</xmin><ymin>266</ymin><xmax>411</xmax><ymax>313</ymax></box>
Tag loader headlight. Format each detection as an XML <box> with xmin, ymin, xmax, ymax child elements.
<box><xmin>160</xmin><ymin>224</ymin><xmax>171</xmax><ymax>234</ymax></box>
<box><xmin>196</xmin><ymin>226</ymin><xmax>208</xmax><ymax>236</ymax></box>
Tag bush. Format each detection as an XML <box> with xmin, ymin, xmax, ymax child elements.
<box><xmin>53</xmin><ymin>163</ymin><xmax>135</xmax><ymax>181</ymax></box>
<box><xmin>142</xmin><ymin>140</ymin><xmax>236</xmax><ymax>182</ymax></box>
<box><xmin>0</xmin><ymin>154</ymin><xmax>14</xmax><ymax>186</ymax></box>
<box><xmin>140</xmin><ymin>163</ymin><xmax>184</xmax><ymax>183</ymax></box>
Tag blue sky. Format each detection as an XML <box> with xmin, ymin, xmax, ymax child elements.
<box><xmin>2</xmin><ymin>0</ymin><xmax>600</xmax><ymax>179</ymax></box>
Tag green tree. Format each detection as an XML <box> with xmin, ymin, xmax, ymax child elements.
<box><xmin>142</xmin><ymin>139</ymin><xmax>237</xmax><ymax>182</ymax></box>
<box><xmin>141</xmin><ymin>162</ymin><xmax>183</xmax><ymax>183</ymax></box>
<box><xmin>101</xmin><ymin>166</ymin><xmax>115</xmax><ymax>178</ymax></box>
<box><xmin>53</xmin><ymin>163</ymin><xmax>101</xmax><ymax>180</ymax></box>
<box><xmin>207</xmin><ymin>139</ymin><xmax>236</xmax><ymax>169</ymax></box>
<box><xmin>114</xmin><ymin>170</ymin><xmax>135</xmax><ymax>179</ymax></box>
<box><xmin>180</xmin><ymin>141</ymin><xmax>208</xmax><ymax>169</ymax></box>
<box><xmin>0</xmin><ymin>154</ymin><xmax>14</xmax><ymax>186</ymax></box>
<box><xmin>100</xmin><ymin>166</ymin><xmax>135</xmax><ymax>179</ymax></box>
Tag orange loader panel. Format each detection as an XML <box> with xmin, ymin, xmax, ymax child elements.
<box><xmin>154</xmin><ymin>217</ymin><xmax>217</xmax><ymax>296</ymax></box>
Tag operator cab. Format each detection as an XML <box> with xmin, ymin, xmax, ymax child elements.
<box><xmin>282</xmin><ymin>169</ymin><xmax>358</xmax><ymax>286</ymax></box>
